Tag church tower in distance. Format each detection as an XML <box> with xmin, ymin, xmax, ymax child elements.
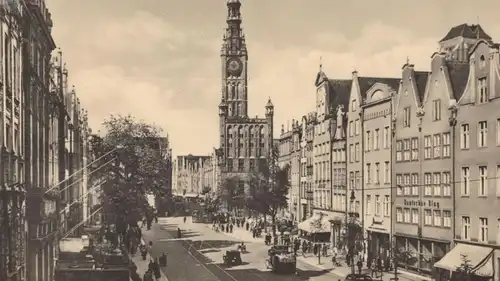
<box><xmin>218</xmin><ymin>0</ymin><xmax>274</xmax><ymax>196</ymax></box>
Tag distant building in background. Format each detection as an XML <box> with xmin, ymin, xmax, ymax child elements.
<box><xmin>278</xmin><ymin>120</ymin><xmax>301</xmax><ymax>220</ymax></box>
<box><xmin>173</xmin><ymin>155</ymin><xmax>211</xmax><ymax>197</ymax></box>
<box><xmin>201</xmin><ymin>148</ymin><xmax>220</xmax><ymax>195</ymax></box>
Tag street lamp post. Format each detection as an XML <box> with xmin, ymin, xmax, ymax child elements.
<box><xmin>390</xmin><ymin>185</ymin><xmax>403</xmax><ymax>281</ymax></box>
<box><xmin>348</xmin><ymin>190</ymin><xmax>356</xmax><ymax>275</ymax></box>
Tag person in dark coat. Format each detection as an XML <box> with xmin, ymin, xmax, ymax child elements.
<box><xmin>143</xmin><ymin>269</ymin><xmax>153</xmax><ymax>281</ymax></box>
<box><xmin>357</xmin><ymin>259</ymin><xmax>363</xmax><ymax>274</ymax></box>
<box><xmin>153</xmin><ymin>258</ymin><xmax>161</xmax><ymax>280</ymax></box>
<box><xmin>148</xmin><ymin>260</ymin><xmax>155</xmax><ymax>272</ymax></box>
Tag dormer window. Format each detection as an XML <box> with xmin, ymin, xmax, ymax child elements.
<box><xmin>479</xmin><ymin>55</ymin><xmax>486</xmax><ymax>69</ymax></box>
<box><xmin>351</xmin><ymin>100</ymin><xmax>357</xmax><ymax>111</ymax></box>
<box><xmin>478</xmin><ymin>77</ymin><xmax>488</xmax><ymax>104</ymax></box>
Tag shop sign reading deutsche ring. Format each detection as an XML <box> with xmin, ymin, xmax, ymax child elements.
<box><xmin>403</xmin><ymin>199</ymin><xmax>440</xmax><ymax>209</ymax></box>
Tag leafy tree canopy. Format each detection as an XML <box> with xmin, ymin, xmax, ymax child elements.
<box><xmin>246</xmin><ymin>147</ymin><xmax>289</xmax><ymax>218</ymax></box>
<box><xmin>89</xmin><ymin>115</ymin><xmax>169</xmax><ymax>228</ymax></box>
<box><xmin>216</xmin><ymin>176</ymin><xmax>246</xmax><ymax>211</ymax></box>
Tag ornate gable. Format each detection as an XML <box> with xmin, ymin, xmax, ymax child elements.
<box><xmin>315</xmin><ymin>71</ymin><xmax>328</xmax><ymax>87</ymax></box>
<box><xmin>364</xmin><ymin>82</ymin><xmax>398</xmax><ymax>104</ymax></box>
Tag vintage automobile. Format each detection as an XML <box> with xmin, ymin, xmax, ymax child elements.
<box><xmin>223</xmin><ymin>250</ymin><xmax>242</xmax><ymax>267</ymax></box>
<box><xmin>265</xmin><ymin>245</ymin><xmax>297</xmax><ymax>274</ymax></box>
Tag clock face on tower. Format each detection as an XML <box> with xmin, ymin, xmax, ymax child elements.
<box><xmin>227</xmin><ymin>58</ymin><xmax>243</xmax><ymax>76</ymax></box>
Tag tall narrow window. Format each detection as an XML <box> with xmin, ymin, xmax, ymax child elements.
<box><xmin>384</xmin><ymin>161</ymin><xmax>390</xmax><ymax>184</ymax></box>
<box><xmin>384</xmin><ymin>196</ymin><xmax>390</xmax><ymax>217</ymax></box>
<box><xmin>424</xmin><ymin>173</ymin><xmax>432</xmax><ymax>196</ymax></box>
<box><xmin>432</xmin><ymin>99</ymin><xmax>441</xmax><ymax>121</ymax></box>
<box><xmin>396</xmin><ymin>175</ymin><xmax>403</xmax><ymax>196</ymax></box>
<box><xmin>411</xmin><ymin>174</ymin><xmax>419</xmax><ymax>195</ymax></box>
<box><xmin>402</xmin><ymin>174</ymin><xmax>410</xmax><ymax>195</ymax></box>
<box><xmin>442</xmin><ymin>172</ymin><xmax>451</xmax><ymax>196</ymax></box>
<box><xmin>411</xmin><ymin>138</ymin><xmax>419</xmax><ymax>160</ymax></box>
<box><xmin>478</xmin><ymin>121</ymin><xmax>488</xmax><ymax>147</ymax></box>
<box><xmin>355</xmin><ymin>143</ymin><xmax>360</xmax><ymax>162</ymax></box>
<box><xmin>460</xmin><ymin>124</ymin><xmax>470</xmax><ymax>149</ymax></box>
<box><xmin>366</xmin><ymin>195</ymin><xmax>372</xmax><ymax>215</ymax></box>
<box><xmin>479</xmin><ymin>166</ymin><xmax>488</xmax><ymax>196</ymax></box>
<box><xmin>403</xmin><ymin>139</ymin><xmax>411</xmax><ymax>161</ymax></box>
<box><xmin>396</xmin><ymin>140</ymin><xmax>402</xmax><ymax>161</ymax></box>
<box><xmin>443</xmin><ymin>211</ymin><xmax>451</xmax><ymax>227</ymax></box>
<box><xmin>433</xmin><ymin>173</ymin><xmax>441</xmax><ymax>196</ymax></box>
<box><xmin>478</xmin><ymin>77</ymin><xmax>488</xmax><ymax>103</ymax></box>
<box><xmin>366</xmin><ymin>163</ymin><xmax>371</xmax><ymax>184</ymax></box>
<box><xmin>479</xmin><ymin>217</ymin><xmax>488</xmax><ymax>242</ymax></box>
<box><xmin>383</xmin><ymin>126</ymin><xmax>389</xmax><ymax>149</ymax></box>
<box><xmin>496</xmin><ymin>119</ymin><xmax>500</xmax><ymax>146</ymax></box>
<box><xmin>462</xmin><ymin>216</ymin><xmax>471</xmax><ymax>240</ymax></box>
<box><xmin>366</xmin><ymin>131</ymin><xmax>372</xmax><ymax>151</ymax></box>
<box><xmin>442</xmin><ymin>133</ymin><xmax>450</xmax><ymax>157</ymax></box>
<box><xmin>433</xmin><ymin>134</ymin><xmax>441</xmax><ymax>158</ymax></box>
<box><xmin>403</xmin><ymin>107</ymin><xmax>411</xmax><ymax>127</ymax></box>
<box><xmin>374</xmin><ymin>129</ymin><xmax>380</xmax><ymax>150</ymax></box>
<box><xmin>424</xmin><ymin>136</ymin><xmax>432</xmax><ymax>159</ymax></box>
<box><xmin>496</xmin><ymin>165</ymin><xmax>500</xmax><ymax>197</ymax></box>
<box><xmin>396</xmin><ymin>208</ymin><xmax>402</xmax><ymax>222</ymax></box>
<box><xmin>424</xmin><ymin>210</ymin><xmax>432</xmax><ymax>225</ymax></box>
<box><xmin>433</xmin><ymin>210</ymin><xmax>441</xmax><ymax>226</ymax></box>
<box><xmin>461</xmin><ymin>167</ymin><xmax>470</xmax><ymax>196</ymax></box>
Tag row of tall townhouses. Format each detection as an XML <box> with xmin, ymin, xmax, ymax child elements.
<box><xmin>279</xmin><ymin>23</ymin><xmax>500</xmax><ymax>280</ymax></box>
<box><xmin>0</xmin><ymin>2</ymin><xmax>92</xmax><ymax>281</ymax></box>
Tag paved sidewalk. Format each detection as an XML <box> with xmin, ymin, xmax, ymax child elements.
<box><xmin>207</xmin><ymin>223</ymin><xmax>431</xmax><ymax>281</ymax></box>
<box><xmin>129</xmin><ymin>239</ymin><xmax>169</xmax><ymax>281</ymax></box>
<box><xmin>297</xmin><ymin>255</ymin><xmax>431</xmax><ymax>281</ymax></box>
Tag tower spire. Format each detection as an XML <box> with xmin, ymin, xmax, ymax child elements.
<box><xmin>226</xmin><ymin>0</ymin><xmax>242</xmax><ymax>25</ymax></box>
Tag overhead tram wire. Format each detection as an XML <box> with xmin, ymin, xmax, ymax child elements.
<box><xmin>44</xmin><ymin>144</ymin><xmax>124</xmax><ymax>195</ymax></box>
<box><xmin>54</xmin><ymin>156</ymin><xmax>117</xmax><ymax>195</ymax></box>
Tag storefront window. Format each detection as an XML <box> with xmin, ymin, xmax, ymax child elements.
<box><xmin>419</xmin><ymin>241</ymin><xmax>433</xmax><ymax>270</ymax></box>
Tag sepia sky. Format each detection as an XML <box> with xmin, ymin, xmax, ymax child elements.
<box><xmin>47</xmin><ymin>0</ymin><xmax>500</xmax><ymax>156</ymax></box>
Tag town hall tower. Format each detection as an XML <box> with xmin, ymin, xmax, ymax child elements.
<box><xmin>218</xmin><ymin>0</ymin><xmax>274</xmax><ymax>195</ymax></box>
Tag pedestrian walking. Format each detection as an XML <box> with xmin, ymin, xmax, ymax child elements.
<box><xmin>153</xmin><ymin>258</ymin><xmax>161</xmax><ymax>280</ymax></box>
<box><xmin>356</xmin><ymin>259</ymin><xmax>363</xmax><ymax>275</ymax></box>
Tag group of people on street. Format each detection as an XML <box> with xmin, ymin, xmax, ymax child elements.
<box><xmin>143</xmin><ymin>254</ymin><xmax>166</xmax><ymax>281</ymax></box>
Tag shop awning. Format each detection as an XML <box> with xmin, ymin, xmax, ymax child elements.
<box><xmin>434</xmin><ymin>243</ymin><xmax>494</xmax><ymax>277</ymax></box>
<box><xmin>298</xmin><ymin>214</ymin><xmax>330</xmax><ymax>233</ymax></box>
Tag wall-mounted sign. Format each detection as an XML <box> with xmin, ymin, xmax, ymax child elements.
<box><xmin>403</xmin><ymin>199</ymin><xmax>440</xmax><ymax>209</ymax></box>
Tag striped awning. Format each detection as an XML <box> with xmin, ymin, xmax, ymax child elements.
<box><xmin>298</xmin><ymin>214</ymin><xmax>330</xmax><ymax>233</ymax></box>
<box><xmin>434</xmin><ymin>243</ymin><xmax>494</xmax><ymax>277</ymax></box>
